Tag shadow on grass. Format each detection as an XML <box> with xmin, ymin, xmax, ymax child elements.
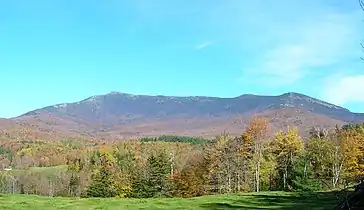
<box><xmin>200</xmin><ymin>191</ymin><xmax>343</xmax><ymax>210</ymax></box>
<box><xmin>202</xmin><ymin>203</ymin><xmax>243</xmax><ymax>209</ymax></box>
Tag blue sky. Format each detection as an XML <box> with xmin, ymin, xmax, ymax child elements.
<box><xmin>1</xmin><ymin>0</ymin><xmax>364</xmax><ymax>118</ymax></box>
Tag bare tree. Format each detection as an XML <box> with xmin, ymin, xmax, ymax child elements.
<box><xmin>361</xmin><ymin>0</ymin><xmax>364</xmax><ymax>60</ymax></box>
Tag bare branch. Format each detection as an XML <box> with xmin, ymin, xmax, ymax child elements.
<box><xmin>361</xmin><ymin>0</ymin><xmax>364</xmax><ymax>60</ymax></box>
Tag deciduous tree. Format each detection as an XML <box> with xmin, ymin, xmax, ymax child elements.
<box><xmin>241</xmin><ymin>116</ymin><xmax>269</xmax><ymax>192</ymax></box>
<box><xmin>271</xmin><ymin>127</ymin><xmax>303</xmax><ymax>190</ymax></box>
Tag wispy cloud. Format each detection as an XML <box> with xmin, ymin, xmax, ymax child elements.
<box><xmin>195</xmin><ymin>41</ymin><xmax>213</xmax><ymax>50</ymax></box>
<box><xmin>239</xmin><ymin>9</ymin><xmax>362</xmax><ymax>85</ymax></box>
<box><xmin>116</xmin><ymin>0</ymin><xmax>364</xmax><ymax>109</ymax></box>
<box><xmin>322</xmin><ymin>74</ymin><xmax>364</xmax><ymax>105</ymax></box>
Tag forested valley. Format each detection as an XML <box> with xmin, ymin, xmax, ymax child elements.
<box><xmin>0</xmin><ymin>117</ymin><xmax>363</xmax><ymax>199</ymax></box>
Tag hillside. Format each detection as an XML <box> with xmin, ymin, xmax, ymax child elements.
<box><xmin>9</xmin><ymin>92</ymin><xmax>364</xmax><ymax>138</ymax></box>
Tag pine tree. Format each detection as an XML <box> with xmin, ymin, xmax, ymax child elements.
<box><xmin>129</xmin><ymin>170</ymin><xmax>151</xmax><ymax>198</ymax></box>
<box><xmin>86</xmin><ymin>164</ymin><xmax>117</xmax><ymax>197</ymax></box>
<box><xmin>291</xmin><ymin>154</ymin><xmax>321</xmax><ymax>191</ymax></box>
<box><xmin>146</xmin><ymin>151</ymin><xmax>172</xmax><ymax>197</ymax></box>
<box><xmin>85</xmin><ymin>151</ymin><xmax>118</xmax><ymax>197</ymax></box>
<box><xmin>130</xmin><ymin>150</ymin><xmax>172</xmax><ymax>198</ymax></box>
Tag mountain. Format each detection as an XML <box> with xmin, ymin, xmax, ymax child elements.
<box><xmin>11</xmin><ymin>92</ymin><xmax>364</xmax><ymax>139</ymax></box>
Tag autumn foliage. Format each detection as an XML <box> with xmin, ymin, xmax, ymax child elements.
<box><xmin>0</xmin><ymin>119</ymin><xmax>363</xmax><ymax>198</ymax></box>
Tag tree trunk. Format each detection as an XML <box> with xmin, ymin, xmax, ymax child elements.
<box><xmin>304</xmin><ymin>162</ymin><xmax>307</xmax><ymax>178</ymax></box>
<box><xmin>255</xmin><ymin>162</ymin><xmax>260</xmax><ymax>192</ymax></box>
<box><xmin>254</xmin><ymin>143</ymin><xmax>261</xmax><ymax>192</ymax></box>
<box><xmin>269</xmin><ymin>173</ymin><xmax>272</xmax><ymax>191</ymax></box>
<box><xmin>228</xmin><ymin>174</ymin><xmax>231</xmax><ymax>192</ymax></box>
<box><xmin>237</xmin><ymin>172</ymin><xmax>240</xmax><ymax>192</ymax></box>
<box><xmin>283</xmin><ymin>167</ymin><xmax>287</xmax><ymax>190</ymax></box>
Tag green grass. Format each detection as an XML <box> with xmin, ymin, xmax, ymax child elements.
<box><xmin>0</xmin><ymin>191</ymin><xmax>344</xmax><ymax>210</ymax></box>
<box><xmin>7</xmin><ymin>165</ymin><xmax>68</xmax><ymax>176</ymax></box>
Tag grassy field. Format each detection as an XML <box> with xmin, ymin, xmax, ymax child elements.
<box><xmin>0</xmin><ymin>191</ymin><xmax>343</xmax><ymax>210</ymax></box>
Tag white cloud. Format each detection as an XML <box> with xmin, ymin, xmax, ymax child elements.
<box><xmin>195</xmin><ymin>41</ymin><xmax>213</xmax><ymax>50</ymax></box>
<box><xmin>322</xmin><ymin>75</ymin><xmax>364</xmax><ymax>105</ymax></box>
<box><xmin>240</xmin><ymin>8</ymin><xmax>363</xmax><ymax>85</ymax></box>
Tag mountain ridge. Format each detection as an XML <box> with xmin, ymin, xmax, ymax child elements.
<box><xmin>18</xmin><ymin>91</ymin><xmax>355</xmax><ymax>117</ymax></box>
<box><xmin>8</xmin><ymin>91</ymin><xmax>364</xmax><ymax>139</ymax></box>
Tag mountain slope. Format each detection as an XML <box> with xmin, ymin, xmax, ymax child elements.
<box><xmin>13</xmin><ymin>92</ymin><xmax>364</xmax><ymax>138</ymax></box>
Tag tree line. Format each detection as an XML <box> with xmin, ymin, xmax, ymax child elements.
<box><xmin>0</xmin><ymin>117</ymin><xmax>363</xmax><ymax>198</ymax></box>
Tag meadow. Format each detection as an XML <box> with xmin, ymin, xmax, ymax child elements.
<box><xmin>0</xmin><ymin>191</ymin><xmax>343</xmax><ymax>210</ymax></box>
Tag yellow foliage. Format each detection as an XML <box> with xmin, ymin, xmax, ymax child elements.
<box><xmin>117</xmin><ymin>185</ymin><xmax>132</xmax><ymax>198</ymax></box>
<box><xmin>338</xmin><ymin>129</ymin><xmax>364</xmax><ymax>179</ymax></box>
<box><xmin>240</xmin><ymin>116</ymin><xmax>269</xmax><ymax>157</ymax></box>
<box><xmin>272</xmin><ymin>127</ymin><xmax>303</xmax><ymax>156</ymax></box>
<box><xmin>18</xmin><ymin>147</ymin><xmax>33</xmax><ymax>156</ymax></box>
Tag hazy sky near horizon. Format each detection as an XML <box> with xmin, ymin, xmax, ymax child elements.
<box><xmin>1</xmin><ymin>0</ymin><xmax>364</xmax><ymax>118</ymax></box>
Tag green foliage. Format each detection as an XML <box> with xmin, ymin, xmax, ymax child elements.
<box><xmin>85</xmin><ymin>164</ymin><xmax>118</xmax><ymax>197</ymax></box>
<box><xmin>68</xmin><ymin>174</ymin><xmax>80</xmax><ymax>197</ymax></box>
<box><xmin>130</xmin><ymin>150</ymin><xmax>173</xmax><ymax>198</ymax></box>
<box><xmin>2</xmin><ymin>120</ymin><xmax>364</xmax><ymax>201</ymax></box>
<box><xmin>291</xmin><ymin>155</ymin><xmax>321</xmax><ymax>191</ymax></box>
<box><xmin>146</xmin><ymin>151</ymin><xmax>172</xmax><ymax>196</ymax></box>
<box><xmin>128</xmin><ymin>171</ymin><xmax>150</xmax><ymax>198</ymax></box>
<box><xmin>0</xmin><ymin>145</ymin><xmax>12</xmax><ymax>162</ymax></box>
<box><xmin>86</xmin><ymin>151</ymin><xmax>119</xmax><ymax>198</ymax></box>
<box><xmin>62</xmin><ymin>140</ymin><xmax>83</xmax><ymax>149</ymax></box>
<box><xmin>259</xmin><ymin>153</ymin><xmax>277</xmax><ymax>191</ymax></box>
<box><xmin>306</xmin><ymin>138</ymin><xmax>335</xmax><ymax>182</ymax></box>
<box><xmin>271</xmin><ymin>128</ymin><xmax>303</xmax><ymax>191</ymax></box>
<box><xmin>342</xmin><ymin>123</ymin><xmax>364</xmax><ymax>133</ymax></box>
<box><xmin>140</xmin><ymin>135</ymin><xmax>210</xmax><ymax>145</ymax></box>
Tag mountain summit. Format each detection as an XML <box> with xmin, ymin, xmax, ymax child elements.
<box><xmin>14</xmin><ymin>92</ymin><xmax>364</xmax><ymax>138</ymax></box>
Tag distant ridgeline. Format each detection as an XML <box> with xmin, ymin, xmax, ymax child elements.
<box><xmin>139</xmin><ymin>135</ymin><xmax>211</xmax><ymax>144</ymax></box>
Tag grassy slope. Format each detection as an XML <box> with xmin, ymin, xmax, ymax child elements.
<box><xmin>11</xmin><ymin>165</ymin><xmax>68</xmax><ymax>173</ymax></box>
<box><xmin>0</xmin><ymin>191</ymin><xmax>342</xmax><ymax>210</ymax></box>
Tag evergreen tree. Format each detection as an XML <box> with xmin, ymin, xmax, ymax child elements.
<box><xmin>130</xmin><ymin>150</ymin><xmax>172</xmax><ymax>198</ymax></box>
<box><xmin>85</xmin><ymin>164</ymin><xmax>118</xmax><ymax>197</ymax></box>
<box><xmin>292</xmin><ymin>154</ymin><xmax>321</xmax><ymax>191</ymax></box>
<box><xmin>129</xmin><ymin>171</ymin><xmax>151</xmax><ymax>198</ymax></box>
<box><xmin>85</xmin><ymin>151</ymin><xmax>118</xmax><ymax>198</ymax></box>
<box><xmin>146</xmin><ymin>151</ymin><xmax>172</xmax><ymax>197</ymax></box>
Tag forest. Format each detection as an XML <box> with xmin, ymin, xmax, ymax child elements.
<box><xmin>0</xmin><ymin>117</ymin><xmax>363</xmax><ymax>199</ymax></box>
